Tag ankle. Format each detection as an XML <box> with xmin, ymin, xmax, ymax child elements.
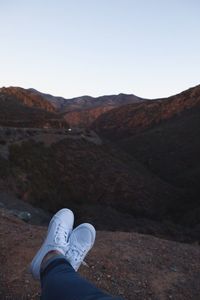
<box><xmin>41</xmin><ymin>250</ymin><xmax>62</xmax><ymax>269</ymax></box>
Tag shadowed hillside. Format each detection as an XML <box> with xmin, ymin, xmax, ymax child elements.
<box><xmin>92</xmin><ymin>84</ymin><xmax>200</xmax><ymax>138</ymax></box>
<box><xmin>91</xmin><ymin>85</ymin><xmax>200</xmax><ymax>226</ymax></box>
<box><xmin>118</xmin><ymin>105</ymin><xmax>200</xmax><ymax>225</ymax></box>
<box><xmin>0</xmin><ymin>133</ymin><xmax>182</xmax><ymax>218</ymax></box>
<box><xmin>1</xmin><ymin>127</ymin><xmax>199</xmax><ymax>242</ymax></box>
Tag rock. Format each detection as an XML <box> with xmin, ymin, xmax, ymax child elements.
<box><xmin>17</xmin><ymin>211</ymin><xmax>32</xmax><ymax>222</ymax></box>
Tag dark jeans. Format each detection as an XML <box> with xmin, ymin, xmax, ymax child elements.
<box><xmin>40</xmin><ymin>256</ymin><xmax>124</xmax><ymax>300</ymax></box>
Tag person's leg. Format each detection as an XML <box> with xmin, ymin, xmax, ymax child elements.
<box><xmin>40</xmin><ymin>255</ymin><xmax>123</xmax><ymax>300</ymax></box>
<box><xmin>30</xmin><ymin>208</ymin><xmax>124</xmax><ymax>300</ymax></box>
<box><xmin>30</xmin><ymin>208</ymin><xmax>74</xmax><ymax>280</ymax></box>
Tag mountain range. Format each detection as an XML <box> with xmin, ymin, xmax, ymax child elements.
<box><xmin>0</xmin><ymin>84</ymin><xmax>200</xmax><ymax>242</ymax></box>
<box><xmin>0</xmin><ymin>86</ymin><xmax>144</xmax><ymax>127</ymax></box>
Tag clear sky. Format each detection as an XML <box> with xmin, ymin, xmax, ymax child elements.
<box><xmin>0</xmin><ymin>0</ymin><xmax>200</xmax><ymax>99</ymax></box>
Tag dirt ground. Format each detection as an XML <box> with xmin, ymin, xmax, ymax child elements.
<box><xmin>1</xmin><ymin>208</ymin><xmax>200</xmax><ymax>300</ymax></box>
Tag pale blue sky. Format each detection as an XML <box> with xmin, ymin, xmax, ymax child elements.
<box><xmin>0</xmin><ymin>0</ymin><xmax>200</xmax><ymax>99</ymax></box>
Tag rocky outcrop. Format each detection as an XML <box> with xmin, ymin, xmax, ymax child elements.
<box><xmin>0</xmin><ymin>87</ymin><xmax>56</xmax><ymax>112</ymax></box>
<box><xmin>0</xmin><ymin>89</ymin><xmax>69</xmax><ymax>129</ymax></box>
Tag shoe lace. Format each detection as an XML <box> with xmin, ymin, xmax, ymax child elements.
<box><xmin>54</xmin><ymin>223</ymin><xmax>69</xmax><ymax>246</ymax></box>
<box><xmin>68</xmin><ymin>244</ymin><xmax>88</xmax><ymax>264</ymax></box>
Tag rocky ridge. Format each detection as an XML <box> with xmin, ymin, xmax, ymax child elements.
<box><xmin>92</xmin><ymin>84</ymin><xmax>200</xmax><ymax>138</ymax></box>
<box><xmin>0</xmin><ymin>87</ymin><xmax>145</xmax><ymax>127</ymax></box>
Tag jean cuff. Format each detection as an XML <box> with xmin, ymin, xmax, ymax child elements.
<box><xmin>40</xmin><ymin>254</ymin><xmax>68</xmax><ymax>276</ymax></box>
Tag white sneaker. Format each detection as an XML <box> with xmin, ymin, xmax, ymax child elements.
<box><xmin>30</xmin><ymin>208</ymin><xmax>74</xmax><ymax>280</ymax></box>
<box><xmin>65</xmin><ymin>223</ymin><xmax>96</xmax><ymax>271</ymax></box>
